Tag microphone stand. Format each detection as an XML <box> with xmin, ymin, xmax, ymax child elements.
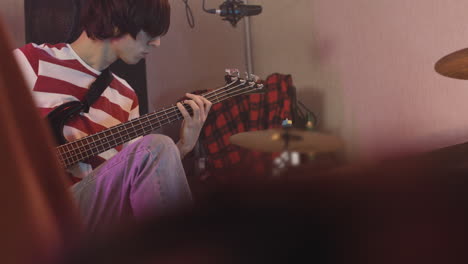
<box><xmin>273</xmin><ymin>119</ymin><xmax>300</xmax><ymax>177</ymax></box>
<box><xmin>243</xmin><ymin>0</ymin><xmax>254</xmax><ymax>75</ymax></box>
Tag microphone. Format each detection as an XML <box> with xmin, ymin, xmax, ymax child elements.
<box><xmin>204</xmin><ymin>0</ymin><xmax>262</xmax><ymax>27</ymax></box>
<box><xmin>218</xmin><ymin>2</ymin><xmax>262</xmax><ymax>17</ymax></box>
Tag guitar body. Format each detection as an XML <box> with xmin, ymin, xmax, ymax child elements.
<box><xmin>46</xmin><ymin>101</ymin><xmax>83</xmax><ymax>145</ymax></box>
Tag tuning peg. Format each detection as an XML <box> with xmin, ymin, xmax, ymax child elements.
<box><xmin>225</xmin><ymin>68</ymin><xmax>240</xmax><ymax>78</ymax></box>
<box><xmin>250</xmin><ymin>74</ymin><xmax>260</xmax><ymax>82</ymax></box>
<box><xmin>245</xmin><ymin>72</ymin><xmax>260</xmax><ymax>82</ymax></box>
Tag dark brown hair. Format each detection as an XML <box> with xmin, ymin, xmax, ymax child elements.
<box><xmin>79</xmin><ymin>0</ymin><xmax>170</xmax><ymax>40</ymax></box>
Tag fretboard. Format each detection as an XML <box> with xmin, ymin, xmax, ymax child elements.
<box><xmin>55</xmin><ymin>78</ymin><xmax>263</xmax><ymax>168</ymax></box>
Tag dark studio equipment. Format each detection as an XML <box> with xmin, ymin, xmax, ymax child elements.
<box><xmin>203</xmin><ymin>0</ymin><xmax>262</xmax><ymax>27</ymax></box>
<box><xmin>296</xmin><ymin>100</ymin><xmax>319</xmax><ymax>130</ymax></box>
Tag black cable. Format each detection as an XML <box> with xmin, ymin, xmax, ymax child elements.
<box><xmin>203</xmin><ymin>0</ymin><xmax>216</xmax><ymax>13</ymax></box>
<box><xmin>298</xmin><ymin>100</ymin><xmax>319</xmax><ymax>129</ymax></box>
<box><xmin>182</xmin><ymin>0</ymin><xmax>195</xmax><ymax>28</ymax></box>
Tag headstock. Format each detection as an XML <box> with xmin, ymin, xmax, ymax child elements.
<box><xmin>224</xmin><ymin>68</ymin><xmax>265</xmax><ymax>94</ymax></box>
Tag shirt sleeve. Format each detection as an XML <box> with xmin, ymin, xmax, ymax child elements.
<box><xmin>13</xmin><ymin>47</ymin><xmax>38</xmax><ymax>90</ymax></box>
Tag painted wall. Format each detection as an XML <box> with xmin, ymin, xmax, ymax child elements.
<box><xmin>146</xmin><ymin>0</ymin><xmax>246</xmax><ymax>111</ymax></box>
<box><xmin>249</xmin><ymin>0</ymin><xmax>468</xmax><ymax>161</ymax></box>
<box><xmin>145</xmin><ymin>0</ymin><xmax>246</xmax><ymax>139</ymax></box>
<box><xmin>1</xmin><ymin>0</ymin><xmax>25</xmax><ymax>47</ymax></box>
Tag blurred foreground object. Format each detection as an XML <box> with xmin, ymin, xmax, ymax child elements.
<box><xmin>0</xmin><ymin>17</ymin><xmax>80</xmax><ymax>264</ymax></box>
<box><xmin>63</xmin><ymin>158</ymin><xmax>468</xmax><ymax>264</ymax></box>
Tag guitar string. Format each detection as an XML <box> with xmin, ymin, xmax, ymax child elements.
<box><xmin>59</xmin><ymin>84</ymin><xmax>256</xmax><ymax>166</ymax></box>
<box><xmin>58</xmin><ymin>82</ymin><xmax>255</xmax><ymax>164</ymax></box>
<box><xmin>58</xmin><ymin>81</ymin><xmax>261</xmax><ymax>166</ymax></box>
<box><xmin>59</xmin><ymin>78</ymin><xmax>238</xmax><ymax>150</ymax></box>
<box><xmin>58</xmin><ymin>78</ymin><xmax>238</xmax><ymax>154</ymax></box>
<box><xmin>61</xmin><ymin>88</ymin><xmax>254</xmax><ymax>167</ymax></box>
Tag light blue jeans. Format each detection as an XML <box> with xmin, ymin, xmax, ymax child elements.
<box><xmin>71</xmin><ymin>134</ymin><xmax>192</xmax><ymax>234</ymax></box>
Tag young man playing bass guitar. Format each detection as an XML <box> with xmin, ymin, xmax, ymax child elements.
<box><xmin>14</xmin><ymin>0</ymin><xmax>212</xmax><ymax>233</ymax></box>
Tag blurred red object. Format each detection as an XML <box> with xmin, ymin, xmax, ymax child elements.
<box><xmin>0</xmin><ymin>17</ymin><xmax>81</xmax><ymax>264</ymax></box>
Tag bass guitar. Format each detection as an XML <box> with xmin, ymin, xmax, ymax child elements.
<box><xmin>50</xmin><ymin>70</ymin><xmax>264</xmax><ymax>168</ymax></box>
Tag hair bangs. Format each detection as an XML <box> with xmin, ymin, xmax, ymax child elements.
<box><xmin>139</xmin><ymin>0</ymin><xmax>171</xmax><ymax>38</ymax></box>
<box><xmin>79</xmin><ymin>0</ymin><xmax>171</xmax><ymax>40</ymax></box>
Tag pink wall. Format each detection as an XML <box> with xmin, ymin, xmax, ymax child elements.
<box><xmin>146</xmin><ymin>0</ymin><xmax>246</xmax><ymax>111</ymax></box>
<box><xmin>145</xmin><ymin>0</ymin><xmax>246</xmax><ymax>139</ymax></box>
<box><xmin>1</xmin><ymin>0</ymin><xmax>24</xmax><ymax>47</ymax></box>
<box><xmin>313</xmin><ymin>0</ymin><xmax>468</xmax><ymax>160</ymax></box>
<box><xmin>253</xmin><ymin>0</ymin><xmax>468</xmax><ymax>161</ymax></box>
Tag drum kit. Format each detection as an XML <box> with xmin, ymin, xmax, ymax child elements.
<box><xmin>230</xmin><ymin>124</ymin><xmax>343</xmax><ymax>175</ymax></box>
<box><xmin>230</xmin><ymin>127</ymin><xmax>342</xmax><ymax>154</ymax></box>
<box><xmin>228</xmin><ymin>115</ymin><xmax>344</xmax><ymax>175</ymax></box>
<box><xmin>227</xmin><ymin>48</ymin><xmax>465</xmax><ymax>173</ymax></box>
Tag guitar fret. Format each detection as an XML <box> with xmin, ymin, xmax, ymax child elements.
<box><xmin>85</xmin><ymin>137</ymin><xmax>96</xmax><ymax>156</ymax></box>
<box><xmin>67</xmin><ymin>143</ymin><xmax>76</xmax><ymax>165</ymax></box>
<box><xmin>140</xmin><ymin>119</ymin><xmax>147</xmax><ymax>132</ymax></box>
<box><xmin>144</xmin><ymin>115</ymin><xmax>151</xmax><ymax>131</ymax></box>
<box><xmin>140</xmin><ymin>120</ymin><xmax>147</xmax><ymax>135</ymax></box>
<box><xmin>128</xmin><ymin>131</ymin><xmax>137</xmax><ymax>139</ymax></box>
<box><xmin>115</xmin><ymin>126</ymin><xmax>123</xmax><ymax>144</ymax></box>
<box><xmin>113</xmin><ymin>127</ymin><xmax>122</xmax><ymax>146</ymax></box>
<box><xmin>78</xmin><ymin>140</ymin><xmax>85</xmax><ymax>156</ymax></box>
<box><xmin>84</xmin><ymin>148</ymin><xmax>92</xmax><ymax>159</ymax></box>
<box><xmin>176</xmin><ymin>106</ymin><xmax>183</xmax><ymax>120</ymax></box>
<box><xmin>69</xmin><ymin>142</ymin><xmax>77</xmax><ymax>158</ymax></box>
<box><xmin>155</xmin><ymin>114</ymin><xmax>162</xmax><ymax>128</ymax></box>
<box><xmin>124</xmin><ymin>124</ymin><xmax>131</xmax><ymax>142</ymax></box>
<box><xmin>89</xmin><ymin>136</ymin><xmax>96</xmax><ymax>149</ymax></box>
<box><xmin>61</xmin><ymin>145</ymin><xmax>69</xmax><ymax>167</ymax></box>
<box><xmin>165</xmin><ymin>108</ymin><xmax>172</xmax><ymax>123</ymax></box>
<box><xmin>117</xmin><ymin>125</ymin><xmax>127</xmax><ymax>145</ymax></box>
<box><xmin>155</xmin><ymin>115</ymin><xmax>162</xmax><ymax>128</ymax></box>
<box><xmin>94</xmin><ymin>133</ymin><xmax>103</xmax><ymax>154</ymax></box>
<box><xmin>134</xmin><ymin>119</ymin><xmax>141</xmax><ymax>133</ymax></box>
<box><xmin>102</xmin><ymin>131</ymin><xmax>111</xmax><ymax>150</ymax></box>
<box><xmin>78</xmin><ymin>142</ymin><xmax>86</xmax><ymax>161</ymax></box>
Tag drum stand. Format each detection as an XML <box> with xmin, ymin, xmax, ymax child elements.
<box><xmin>272</xmin><ymin>120</ymin><xmax>301</xmax><ymax>177</ymax></box>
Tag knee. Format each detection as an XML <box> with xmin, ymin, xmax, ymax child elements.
<box><xmin>140</xmin><ymin>134</ymin><xmax>179</xmax><ymax>156</ymax></box>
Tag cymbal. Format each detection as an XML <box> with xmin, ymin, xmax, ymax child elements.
<box><xmin>435</xmin><ymin>48</ymin><xmax>468</xmax><ymax>80</ymax></box>
<box><xmin>230</xmin><ymin>128</ymin><xmax>343</xmax><ymax>153</ymax></box>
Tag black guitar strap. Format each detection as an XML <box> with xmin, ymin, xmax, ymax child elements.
<box><xmin>82</xmin><ymin>67</ymin><xmax>114</xmax><ymax>113</ymax></box>
<box><xmin>46</xmin><ymin>68</ymin><xmax>114</xmax><ymax>144</ymax></box>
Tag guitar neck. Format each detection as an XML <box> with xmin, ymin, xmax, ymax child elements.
<box><xmin>56</xmin><ymin>77</ymin><xmax>263</xmax><ymax>168</ymax></box>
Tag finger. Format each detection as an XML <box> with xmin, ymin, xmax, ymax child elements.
<box><xmin>176</xmin><ymin>102</ymin><xmax>192</xmax><ymax>121</ymax></box>
<box><xmin>200</xmin><ymin>96</ymin><xmax>213</xmax><ymax>121</ymax></box>
<box><xmin>185</xmin><ymin>100</ymin><xmax>201</xmax><ymax>121</ymax></box>
<box><xmin>186</xmin><ymin>93</ymin><xmax>205</xmax><ymax>119</ymax></box>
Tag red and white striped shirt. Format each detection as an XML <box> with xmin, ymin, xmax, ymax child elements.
<box><xmin>14</xmin><ymin>43</ymin><xmax>140</xmax><ymax>179</ymax></box>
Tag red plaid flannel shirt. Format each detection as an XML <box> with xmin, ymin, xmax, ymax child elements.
<box><xmin>201</xmin><ymin>73</ymin><xmax>294</xmax><ymax>179</ymax></box>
